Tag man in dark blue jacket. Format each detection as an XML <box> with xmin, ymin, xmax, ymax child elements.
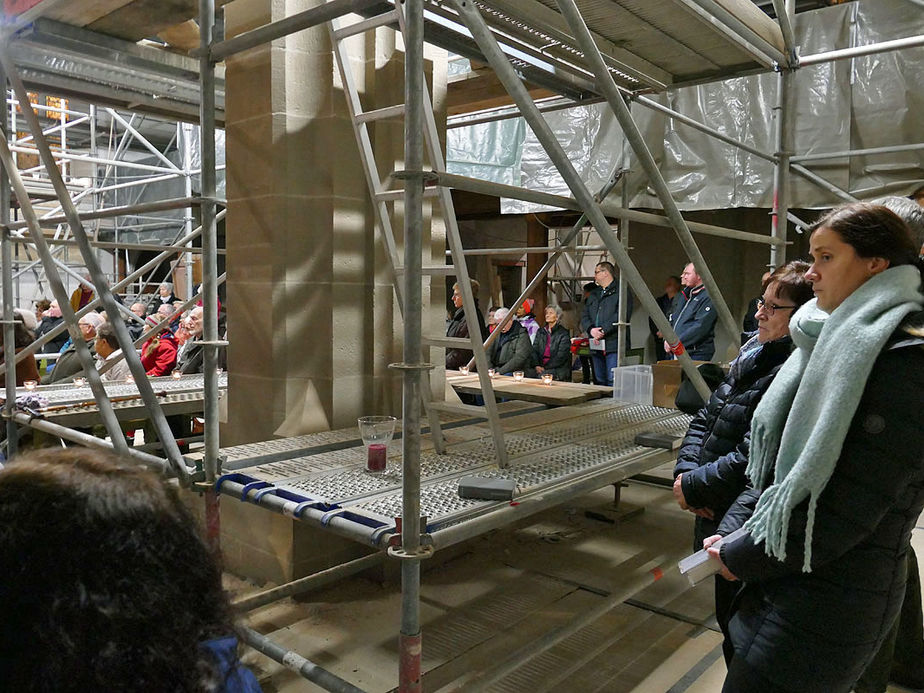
<box><xmin>580</xmin><ymin>261</ymin><xmax>632</xmax><ymax>386</ymax></box>
<box><xmin>666</xmin><ymin>262</ymin><xmax>717</xmax><ymax>361</ymax></box>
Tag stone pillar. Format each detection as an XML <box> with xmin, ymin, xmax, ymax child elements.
<box><xmin>223</xmin><ymin>0</ymin><xmax>446</xmax><ymax>446</ymax></box>
<box><xmin>220</xmin><ymin>1</ymin><xmax>447</xmax><ymax>581</ymax></box>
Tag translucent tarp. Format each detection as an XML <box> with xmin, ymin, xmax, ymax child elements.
<box><xmin>446</xmin><ymin>0</ymin><xmax>924</xmax><ymax>213</ymax></box>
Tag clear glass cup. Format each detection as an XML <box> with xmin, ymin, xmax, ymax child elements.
<box><xmin>73</xmin><ymin>377</ymin><xmax>86</xmax><ymax>387</ymax></box>
<box><xmin>488</xmin><ymin>368</ymin><xmax>496</xmax><ymax>378</ymax></box>
<box><xmin>172</xmin><ymin>370</ymin><xmax>183</xmax><ymax>379</ymax></box>
<box><xmin>23</xmin><ymin>380</ymin><xmax>37</xmax><ymax>391</ymax></box>
<box><xmin>458</xmin><ymin>365</ymin><xmax>469</xmax><ymax>375</ymax></box>
<box><xmin>513</xmin><ymin>371</ymin><xmax>524</xmax><ymax>382</ymax></box>
<box><xmin>541</xmin><ymin>373</ymin><xmax>553</xmax><ymax>385</ymax></box>
<box><xmin>357</xmin><ymin>415</ymin><xmax>397</xmax><ymax>473</ymax></box>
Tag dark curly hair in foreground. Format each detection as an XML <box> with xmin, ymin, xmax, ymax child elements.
<box><xmin>0</xmin><ymin>448</ymin><xmax>235</xmax><ymax>692</ymax></box>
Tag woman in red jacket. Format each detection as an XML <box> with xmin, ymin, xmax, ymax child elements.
<box><xmin>140</xmin><ymin>316</ymin><xmax>178</xmax><ymax>376</ymax></box>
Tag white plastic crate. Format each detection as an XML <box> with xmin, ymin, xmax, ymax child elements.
<box><xmin>612</xmin><ymin>365</ymin><xmax>653</xmax><ymax>405</ymax></box>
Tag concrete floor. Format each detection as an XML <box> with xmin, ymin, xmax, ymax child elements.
<box><xmin>227</xmin><ymin>461</ymin><xmax>924</xmax><ymax>692</ymax></box>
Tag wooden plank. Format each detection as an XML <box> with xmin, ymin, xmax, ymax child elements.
<box><xmin>447</xmin><ymin>67</ymin><xmax>555</xmax><ymax>116</ymax></box>
<box><xmin>45</xmin><ymin>0</ymin><xmax>135</xmax><ymax>27</ymax></box>
<box><xmin>449</xmin><ymin>372</ymin><xmax>612</xmax><ymax>406</ymax></box>
<box><xmin>156</xmin><ymin>19</ymin><xmax>202</xmax><ymax>53</ymax></box>
<box><xmin>87</xmin><ymin>0</ymin><xmax>231</xmax><ymax>43</ymax></box>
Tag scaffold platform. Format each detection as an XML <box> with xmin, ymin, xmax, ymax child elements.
<box><xmin>216</xmin><ymin>398</ymin><xmax>691</xmax><ymax>551</ymax></box>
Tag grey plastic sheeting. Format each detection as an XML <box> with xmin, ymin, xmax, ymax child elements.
<box><xmin>446</xmin><ymin>0</ymin><xmax>924</xmax><ymax>214</ymax></box>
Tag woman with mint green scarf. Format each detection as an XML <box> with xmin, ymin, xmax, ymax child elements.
<box><xmin>703</xmin><ymin>203</ymin><xmax>924</xmax><ymax>693</ymax></box>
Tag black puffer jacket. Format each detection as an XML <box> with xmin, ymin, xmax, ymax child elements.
<box><xmin>531</xmin><ymin>323</ymin><xmax>572</xmax><ymax>382</ymax></box>
<box><xmin>673</xmin><ymin>336</ymin><xmax>793</xmax><ymax>547</ymax></box>
<box><xmin>717</xmin><ymin>318</ymin><xmax>924</xmax><ymax>693</ymax></box>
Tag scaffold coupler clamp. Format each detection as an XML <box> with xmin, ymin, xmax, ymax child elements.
<box><xmin>387</xmin><ymin>516</ymin><xmax>434</xmax><ymax>560</ymax></box>
<box><xmin>392</xmin><ymin>169</ymin><xmax>439</xmax><ymax>185</ymax></box>
<box><xmin>388</xmin><ymin>361</ymin><xmax>435</xmax><ymax>372</ymax></box>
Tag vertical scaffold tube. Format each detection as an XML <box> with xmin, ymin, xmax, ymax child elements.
<box><xmin>399</xmin><ymin>0</ymin><xmax>425</xmax><ymax>690</ymax></box>
<box><xmin>199</xmin><ymin>0</ymin><xmax>222</xmax><ymax>553</ymax></box>
<box><xmin>1</xmin><ymin>64</ymin><xmax>17</xmax><ymax>455</ymax></box>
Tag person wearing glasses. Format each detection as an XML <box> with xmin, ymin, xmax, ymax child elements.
<box><xmin>580</xmin><ymin>261</ymin><xmax>632</xmax><ymax>386</ymax></box>
<box><xmin>673</xmin><ymin>261</ymin><xmax>813</xmax><ymax>665</ymax></box>
<box><xmin>705</xmin><ymin>203</ymin><xmax>924</xmax><ymax>693</ymax></box>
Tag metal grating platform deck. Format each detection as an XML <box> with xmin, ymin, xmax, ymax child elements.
<box><xmin>217</xmin><ymin>399</ymin><xmax>691</xmax><ymax>549</ymax></box>
<box><xmin>6</xmin><ymin>373</ymin><xmax>227</xmax><ymax>427</ymax></box>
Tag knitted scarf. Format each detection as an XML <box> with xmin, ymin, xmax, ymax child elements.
<box><xmin>745</xmin><ymin>265</ymin><xmax>923</xmax><ymax>572</ymax></box>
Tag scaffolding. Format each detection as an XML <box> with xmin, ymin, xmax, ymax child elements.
<box><xmin>0</xmin><ymin>0</ymin><xmax>922</xmax><ymax>690</ymax></box>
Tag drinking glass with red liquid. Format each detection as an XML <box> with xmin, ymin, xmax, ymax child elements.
<box><xmin>357</xmin><ymin>415</ymin><xmax>397</xmax><ymax>472</ymax></box>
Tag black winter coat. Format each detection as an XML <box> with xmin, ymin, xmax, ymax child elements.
<box><xmin>673</xmin><ymin>336</ymin><xmax>793</xmax><ymax>548</ymax></box>
<box><xmin>581</xmin><ymin>283</ymin><xmax>632</xmax><ymax>354</ymax></box>
<box><xmin>445</xmin><ymin>304</ymin><xmax>487</xmax><ymax>371</ymax></box>
<box><xmin>486</xmin><ymin>322</ymin><xmax>532</xmax><ymax>375</ymax></box>
<box><xmin>35</xmin><ymin>315</ymin><xmax>68</xmax><ymax>354</ymax></box>
<box><xmin>717</xmin><ymin>319</ymin><xmax>924</xmax><ymax>693</ymax></box>
<box><xmin>531</xmin><ymin>323</ymin><xmax>572</xmax><ymax>382</ymax></box>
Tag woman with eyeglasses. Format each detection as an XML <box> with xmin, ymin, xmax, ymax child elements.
<box><xmin>703</xmin><ymin>203</ymin><xmax>924</xmax><ymax>693</ymax></box>
<box><xmin>673</xmin><ymin>260</ymin><xmax>814</xmax><ymax>664</ymax></box>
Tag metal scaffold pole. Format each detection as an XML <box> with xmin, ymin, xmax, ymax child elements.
<box><xmin>395</xmin><ymin>0</ymin><xmax>427</xmax><ymax>690</ymax></box>
<box><xmin>0</xmin><ymin>63</ymin><xmax>15</xmax><ymax>456</ymax></box>
<box><xmin>771</xmin><ymin>67</ymin><xmax>795</xmax><ymax>269</ymax></box>
<box><xmin>199</xmin><ymin>0</ymin><xmax>223</xmax><ymax>552</ymax></box>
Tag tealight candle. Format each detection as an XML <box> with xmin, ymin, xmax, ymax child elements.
<box><xmin>172</xmin><ymin>370</ymin><xmax>182</xmax><ymax>379</ymax></box>
<box><xmin>124</xmin><ymin>375</ymin><xmax>134</xmax><ymax>384</ymax></box>
<box><xmin>488</xmin><ymin>368</ymin><xmax>496</xmax><ymax>378</ymax></box>
<box><xmin>73</xmin><ymin>377</ymin><xmax>86</xmax><ymax>387</ymax></box>
<box><xmin>458</xmin><ymin>365</ymin><xmax>469</xmax><ymax>375</ymax></box>
<box><xmin>513</xmin><ymin>371</ymin><xmax>524</xmax><ymax>382</ymax></box>
<box><xmin>542</xmin><ymin>373</ymin><xmax>554</xmax><ymax>385</ymax></box>
<box><xmin>23</xmin><ymin>380</ymin><xmax>37</xmax><ymax>391</ymax></box>
<box><xmin>215</xmin><ymin>367</ymin><xmax>224</xmax><ymax>376</ymax></box>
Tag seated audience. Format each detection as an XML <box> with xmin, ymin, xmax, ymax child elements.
<box><xmin>69</xmin><ymin>272</ymin><xmax>94</xmax><ymax>312</ymax></box>
<box><xmin>43</xmin><ymin>311</ymin><xmax>105</xmax><ymax>384</ymax></box>
<box><xmin>148</xmin><ymin>281</ymin><xmax>177</xmax><ymax>315</ymax></box>
<box><xmin>127</xmin><ymin>302</ymin><xmax>148</xmax><ymax>341</ymax></box>
<box><xmin>141</xmin><ymin>316</ymin><xmax>179</xmax><ymax>377</ymax></box>
<box><xmin>34</xmin><ymin>299</ymin><xmax>68</xmax><ymax>354</ymax></box>
<box><xmin>0</xmin><ymin>448</ymin><xmax>261</xmax><ymax>692</ymax></box>
<box><xmin>176</xmin><ymin>306</ymin><xmax>205</xmax><ymax>374</ymax></box>
<box><xmin>0</xmin><ymin>311</ymin><xmax>40</xmax><ymax>387</ymax></box>
<box><xmin>515</xmin><ymin>298</ymin><xmax>540</xmax><ymax>340</ymax></box>
<box><xmin>531</xmin><ymin>304</ymin><xmax>572</xmax><ymax>382</ymax></box>
<box><xmin>486</xmin><ymin>307</ymin><xmax>532</xmax><ymax>375</ymax></box>
<box><xmin>94</xmin><ymin>321</ymin><xmax>131</xmax><ymax>382</ymax></box>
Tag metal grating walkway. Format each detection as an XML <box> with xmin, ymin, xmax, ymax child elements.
<box><xmin>218</xmin><ymin>399</ymin><xmax>691</xmax><ymax>545</ymax></box>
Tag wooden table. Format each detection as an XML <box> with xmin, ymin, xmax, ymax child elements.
<box><xmin>447</xmin><ymin>371</ymin><xmax>612</xmax><ymax>406</ymax></box>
